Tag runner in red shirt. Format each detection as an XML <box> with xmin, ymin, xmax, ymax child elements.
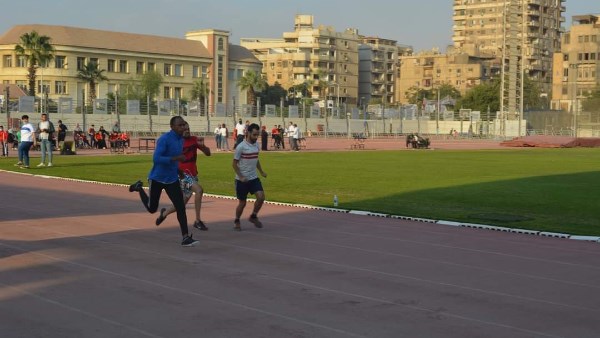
<box><xmin>156</xmin><ymin>122</ymin><xmax>211</xmax><ymax>230</ymax></box>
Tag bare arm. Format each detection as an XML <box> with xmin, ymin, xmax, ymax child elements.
<box><xmin>256</xmin><ymin>160</ymin><xmax>267</xmax><ymax>178</ymax></box>
<box><xmin>197</xmin><ymin>137</ymin><xmax>211</xmax><ymax>156</ymax></box>
<box><xmin>232</xmin><ymin>159</ymin><xmax>246</xmax><ymax>182</ymax></box>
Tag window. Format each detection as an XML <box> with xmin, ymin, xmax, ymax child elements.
<box><xmin>4</xmin><ymin>55</ymin><xmax>12</xmax><ymax>67</ymax></box>
<box><xmin>193</xmin><ymin>65</ymin><xmax>199</xmax><ymax>78</ymax></box>
<box><xmin>89</xmin><ymin>58</ymin><xmax>98</xmax><ymax>66</ymax></box>
<box><xmin>592</xmin><ymin>35</ymin><xmax>598</xmax><ymax>43</ymax></box>
<box><xmin>164</xmin><ymin>86</ymin><xmax>171</xmax><ymax>99</ymax></box>
<box><xmin>77</xmin><ymin>57</ymin><xmax>86</xmax><ymax>70</ymax></box>
<box><xmin>119</xmin><ymin>60</ymin><xmax>128</xmax><ymax>73</ymax></box>
<box><xmin>37</xmin><ymin>80</ymin><xmax>50</xmax><ymax>94</ymax></box>
<box><xmin>202</xmin><ymin>65</ymin><xmax>207</xmax><ymax>78</ymax></box>
<box><xmin>147</xmin><ymin>62</ymin><xmax>155</xmax><ymax>71</ymax></box>
<box><xmin>14</xmin><ymin>56</ymin><xmax>26</xmax><ymax>68</ymax></box>
<box><xmin>218</xmin><ymin>38</ymin><xmax>224</xmax><ymax>51</ymax></box>
<box><xmin>164</xmin><ymin>63</ymin><xmax>171</xmax><ymax>76</ymax></box>
<box><xmin>584</xmin><ymin>35</ymin><xmax>589</xmax><ymax>43</ymax></box>
<box><xmin>174</xmin><ymin>87</ymin><xmax>182</xmax><ymax>99</ymax></box>
<box><xmin>16</xmin><ymin>80</ymin><xmax>27</xmax><ymax>91</ymax></box>
<box><xmin>174</xmin><ymin>64</ymin><xmax>182</xmax><ymax>76</ymax></box>
<box><xmin>270</xmin><ymin>62</ymin><xmax>275</xmax><ymax>70</ymax></box>
<box><xmin>55</xmin><ymin>56</ymin><xmax>66</xmax><ymax>69</ymax></box>
<box><xmin>108</xmin><ymin>59</ymin><xmax>116</xmax><ymax>72</ymax></box>
<box><xmin>136</xmin><ymin>61</ymin><xmax>144</xmax><ymax>74</ymax></box>
<box><xmin>55</xmin><ymin>81</ymin><xmax>67</xmax><ymax>94</ymax></box>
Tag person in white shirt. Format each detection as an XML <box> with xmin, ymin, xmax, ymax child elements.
<box><xmin>292</xmin><ymin>123</ymin><xmax>301</xmax><ymax>151</ymax></box>
<box><xmin>36</xmin><ymin>113</ymin><xmax>54</xmax><ymax>167</ymax></box>
<box><xmin>287</xmin><ymin>122</ymin><xmax>296</xmax><ymax>151</ymax></box>
<box><xmin>214</xmin><ymin>126</ymin><xmax>221</xmax><ymax>151</ymax></box>
<box><xmin>16</xmin><ymin>115</ymin><xmax>35</xmax><ymax>169</ymax></box>
<box><xmin>232</xmin><ymin>123</ymin><xmax>267</xmax><ymax>231</ymax></box>
<box><xmin>219</xmin><ymin>123</ymin><xmax>229</xmax><ymax>151</ymax></box>
<box><xmin>234</xmin><ymin>119</ymin><xmax>246</xmax><ymax>149</ymax></box>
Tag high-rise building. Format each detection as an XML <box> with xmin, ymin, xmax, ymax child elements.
<box><xmin>358</xmin><ymin>36</ymin><xmax>412</xmax><ymax>105</ymax></box>
<box><xmin>396</xmin><ymin>49</ymin><xmax>499</xmax><ymax>104</ymax></box>
<box><xmin>551</xmin><ymin>14</ymin><xmax>600</xmax><ymax>113</ymax></box>
<box><xmin>452</xmin><ymin>0</ymin><xmax>565</xmax><ymax>93</ymax></box>
<box><xmin>241</xmin><ymin>15</ymin><xmax>360</xmax><ymax>104</ymax></box>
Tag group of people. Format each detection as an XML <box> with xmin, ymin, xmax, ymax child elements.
<box><xmin>405</xmin><ymin>133</ymin><xmax>430</xmax><ymax>149</ymax></box>
<box><xmin>270</xmin><ymin>122</ymin><xmax>302</xmax><ymax>151</ymax></box>
<box><xmin>73</xmin><ymin>122</ymin><xmax>130</xmax><ymax>150</ymax></box>
<box><xmin>129</xmin><ymin>116</ymin><xmax>267</xmax><ymax>246</ymax></box>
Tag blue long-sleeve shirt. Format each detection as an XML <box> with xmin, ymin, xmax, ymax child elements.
<box><xmin>148</xmin><ymin>130</ymin><xmax>183</xmax><ymax>184</ymax></box>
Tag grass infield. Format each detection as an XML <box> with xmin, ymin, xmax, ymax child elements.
<box><xmin>2</xmin><ymin>148</ymin><xmax>599</xmax><ymax>236</ymax></box>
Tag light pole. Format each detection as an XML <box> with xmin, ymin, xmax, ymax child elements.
<box><xmin>570</xmin><ymin>63</ymin><xmax>579</xmax><ymax>137</ymax></box>
<box><xmin>361</xmin><ymin>96</ymin><xmax>367</xmax><ymax>136</ymax></box>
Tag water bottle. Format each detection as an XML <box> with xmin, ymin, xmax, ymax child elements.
<box><xmin>333</xmin><ymin>195</ymin><xmax>338</xmax><ymax>207</ymax></box>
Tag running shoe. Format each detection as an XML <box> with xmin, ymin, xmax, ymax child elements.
<box><xmin>248</xmin><ymin>215</ymin><xmax>263</xmax><ymax>228</ymax></box>
<box><xmin>193</xmin><ymin>220</ymin><xmax>208</xmax><ymax>231</ymax></box>
<box><xmin>181</xmin><ymin>234</ymin><xmax>199</xmax><ymax>247</ymax></box>
<box><xmin>129</xmin><ymin>180</ymin><xmax>143</xmax><ymax>192</ymax></box>
<box><xmin>155</xmin><ymin>208</ymin><xmax>167</xmax><ymax>226</ymax></box>
<box><xmin>233</xmin><ymin>219</ymin><xmax>242</xmax><ymax>231</ymax></box>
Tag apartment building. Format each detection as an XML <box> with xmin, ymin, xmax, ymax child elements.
<box><xmin>551</xmin><ymin>14</ymin><xmax>600</xmax><ymax>112</ymax></box>
<box><xmin>241</xmin><ymin>15</ymin><xmax>360</xmax><ymax>105</ymax></box>
<box><xmin>0</xmin><ymin>24</ymin><xmax>261</xmax><ymax>109</ymax></box>
<box><xmin>452</xmin><ymin>0</ymin><xmax>565</xmax><ymax>92</ymax></box>
<box><xmin>396</xmin><ymin>49</ymin><xmax>499</xmax><ymax>104</ymax></box>
<box><xmin>358</xmin><ymin>36</ymin><xmax>412</xmax><ymax>105</ymax></box>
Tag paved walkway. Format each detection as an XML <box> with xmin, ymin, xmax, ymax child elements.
<box><xmin>1</xmin><ymin>171</ymin><xmax>599</xmax><ymax>337</ymax></box>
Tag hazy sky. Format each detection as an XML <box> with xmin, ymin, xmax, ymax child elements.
<box><xmin>1</xmin><ymin>0</ymin><xmax>598</xmax><ymax>52</ymax></box>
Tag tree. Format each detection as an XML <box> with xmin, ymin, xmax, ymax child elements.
<box><xmin>139</xmin><ymin>70</ymin><xmax>163</xmax><ymax>100</ymax></box>
<box><xmin>77</xmin><ymin>62</ymin><xmax>108</xmax><ymax>104</ymax></box>
<box><xmin>257</xmin><ymin>82</ymin><xmax>287</xmax><ymax>106</ymax></box>
<box><xmin>14</xmin><ymin>30</ymin><xmax>55</xmax><ymax>96</ymax></box>
<box><xmin>582</xmin><ymin>86</ymin><xmax>600</xmax><ymax>112</ymax></box>
<box><xmin>237</xmin><ymin>70</ymin><xmax>266</xmax><ymax>106</ymax></box>
<box><xmin>190</xmin><ymin>78</ymin><xmax>209</xmax><ymax>102</ymax></box>
<box><xmin>405</xmin><ymin>83</ymin><xmax>461</xmax><ymax>106</ymax></box>
<box><xmin>456</xmin><ymin>77</ymin><xmax>543</xmax><ymax>113</ymax></box>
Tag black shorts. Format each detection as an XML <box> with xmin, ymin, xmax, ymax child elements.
<box><xmin>235</xmin><ymin>178</ymin><xmax>263</xmax><ymax>200</ymax></box>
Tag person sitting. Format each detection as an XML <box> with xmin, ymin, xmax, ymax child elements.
<box><xmin>120</xmin><ymin>132</ymin><xmax>130</xmax><ymax>148</ymax></box>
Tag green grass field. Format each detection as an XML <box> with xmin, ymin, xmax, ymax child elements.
<box><xmin>2</xmin><ymin>148</ymin><xmax>599</xmax><ymax>236</ymax></box>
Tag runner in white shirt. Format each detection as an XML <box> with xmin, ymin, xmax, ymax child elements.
<box><xmin>232</xmin><ymin>123</ymin><xmax>267</xmax><ymax>231</ymax></box>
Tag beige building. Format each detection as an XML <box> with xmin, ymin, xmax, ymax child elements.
<box><xmin>0</xmin><ymin>24</ymin><xmax>261</xmax><ymax>111</ymax></box>
<box><xmin>551</xmin><ymin>14</ymin><xmax>600</xmax><ymax>112</ymax></box>
<box><xmin>452</xmin><ymin>0</ymin><xmax>565</xmax><ymax>92</ymax></box>
<box><xmin>396</xmin><ymin>49</ymin><xmax>499</xmax><ymax>104</ymax></box>
<box><xmin>241</xmin><ymin>15</ymin><xmax>360</xmax><ymax>105</ymax></box>
<box><xmin>358</xmin><ymin>36</ymin><xmax>412</xmax><ymax>105</ymax></box>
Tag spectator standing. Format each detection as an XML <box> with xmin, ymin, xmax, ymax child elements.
<box><xmin>287</xmin><ymin>122</ymin><xmax>295</xmax><ymax>151</ymax></box>
<box><xmin>292</xmin><ymin>123</ymin><xmax>301</xmax><ymax>151</ymax></box>
<box><xmin>98</xmin><ymin>126</ymin><xmax>110</xmax><ymax>149</ymax></box>
<box><xmin>57</xmin><ymin>120</ymin><xmax>67</xmax><ymax>150</ymax></box>
<box><xmin>214</xmin><ymin>125</ymin><xmax>221</xmax><ymax>151</ymax></box>
<box><xmin>88</xmin><ymin>124</ymin><xmax>96</xmax><ymax>148</ymax></box>
<box><xmin>156</xmin><ymin>122</ymin><xmax>211</xmax><ymax>230</ymax></box>
<box><xmin>234</xmin><ymin>119</ymin><xmax>245</xmax><ymax>149</ymax></box>
<box><xmin>277</xmin><ymin>125</ymin><xmax>285</xmax><ymax>149</ymax></box>
<box><xmin>36</xmin><ymin>113</ymin><xmax>55</xmax><ymax>167</ymax></box>
<box><xmin>232</xmin><ymin>123</ymin><xmax>267</xmax><ymax>231</ymax></box>
<box><xmin>0</xmin><ymin>126</ymin><xmax>8</xmax><ymax>157</ymax></box>
<box><xmin>129</xmin><ymin>116</ymin><xmax>198</xmax><ymax>247</ymax></box>
<box><xmin>111</xmin><ymin>122</ymin><xmax>121</xmax><ymax>133</ymax></box>
<box><xmin>16</xmin><ymin>115</ymin><xmax>35</xmax><ymax>168</ymax></box>
<box><xmin>260</xmin><ymin>125</ymin><xmax>268</xmax><ymax>151</ymax></box>
<box><xmin>220</xmin><ymin>123</ymin><xmax>229</xmax><ymax>151</ymax></box>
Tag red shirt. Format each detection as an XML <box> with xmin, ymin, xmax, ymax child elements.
<box><xmin>179</xmin><ymin>136</ymin><xmax>200</xmax><ymax>177</ymax></box>
<box><xmin>0</xmin><ymin>130</ymin><xmax>8</xmax><ymax>142</ymax></box>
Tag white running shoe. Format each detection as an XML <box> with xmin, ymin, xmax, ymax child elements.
<box><xmin>47</xmin><ymin>163</ymin><xmax>53</xmax><ymax>167</ymax></box>
<box><xmin>37</xmin><ymin>163</ymin><xmax>45</xmax><ymax>167</ymax></box>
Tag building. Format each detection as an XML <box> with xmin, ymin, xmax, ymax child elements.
<box><xmin>452</xmin><ymin>0</ymin><xmax>565</xmax><ymax>93</ymax></box>
<box><xmin>396</xmin><ymin>49</ymin><xmax>499</xmax><ymax>104</ymax></box>
<box><xmin>0</xmin><ymin>24</ymin><xmax>261</xmax><ymax>112</ymax></box>
<box><xmin>241</xmin><ymin>15</ymin><xmax>360</xmax><ymax>105</ymax></box>
<box><xmin>358</xmin><ymin>36</ymin><xmax>412</xmax><ymax>106</ymax></box>
<box><xmin>551</xmin><ymin>14</ymin><xmax>600</xmax><ymax>112</ymax></box>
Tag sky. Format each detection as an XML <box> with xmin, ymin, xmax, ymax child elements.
<box><xmin>0</xmin><ymin>0</ymin><xmax>598</xmax><ymax>52</ymax></box>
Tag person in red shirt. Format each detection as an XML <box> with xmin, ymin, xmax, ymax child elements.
<box><xmin>0</xmin><ymin>125</ymin><xmax>9</xmax><ymax>157</ymax></box>
<box><xmin>156</xmin><ymin>122</ymin><xmax>211</xmax><ymax>230</ymax></box>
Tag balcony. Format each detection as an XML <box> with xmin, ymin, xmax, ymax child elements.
<box><xmin>292</xmin><ymin>67</ymin><xmax>311</xmax><ymax>74</ymax></box>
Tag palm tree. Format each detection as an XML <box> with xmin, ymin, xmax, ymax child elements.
<box><xmin>237</xmin><ymin>70</ymin><xmax>266</xmax><ymax>106</ymax></box>
<box><xmin>14</xmin><ymin>30</ymin><xmax>55</xmax><ymax>96</ymax></box>
<box><xmin>190</xmin><ymin>78</ymin><xmax>209</xmax><ymax>101</ymax></box>
<box><xmin>77</xmin><ymin>62</ymin><xmax>108</xmax><ymax>105</ymax></box>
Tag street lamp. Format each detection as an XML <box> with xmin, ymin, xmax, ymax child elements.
<box><xmin>569</xmin><ymin>63</ymin><xmax>579</xmax><ymax>137</ymax></box>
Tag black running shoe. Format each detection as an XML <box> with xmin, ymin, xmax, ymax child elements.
<box><xmin>248</xmin><ymin>215</ymin><xmax>263</xmax><ymax>228</ymax></box>
<box><xmin>155</xmin><ymin>208</ymin><xmax>167</xmax><ymax>226</ymax></box>
<box><xmin>181</xmin><ymin>234</ymin><xmax>199</xmax><ymax>247</ymax></box>
<box><xmin>193</xmin><ymin>220</ymin><xmax>208</xmax><ymax>231</ymax></box>
<box><xmin>129</xmin><ymin>180</ymin><xmax>143</xmax><ymax>192</ymax></box>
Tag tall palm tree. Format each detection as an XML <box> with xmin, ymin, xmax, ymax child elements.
<box><xmin>237</xmin><ymin>70</ymin><xmax>266</xmax><ymax>106</ymax></box>
<box><xmin>14</xmin><ymin>30</ymin><xmax>55</xmax><ymax>96</ymax></box>
<box><xmin>77</xmin><ymin>62</ymin><xmax>108</xmax><ymax>105</ymax></box>
<box><xmin>190</xmin><ymin>78</ymin><xmax>209</xmax><ymax>101</ymax></box>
